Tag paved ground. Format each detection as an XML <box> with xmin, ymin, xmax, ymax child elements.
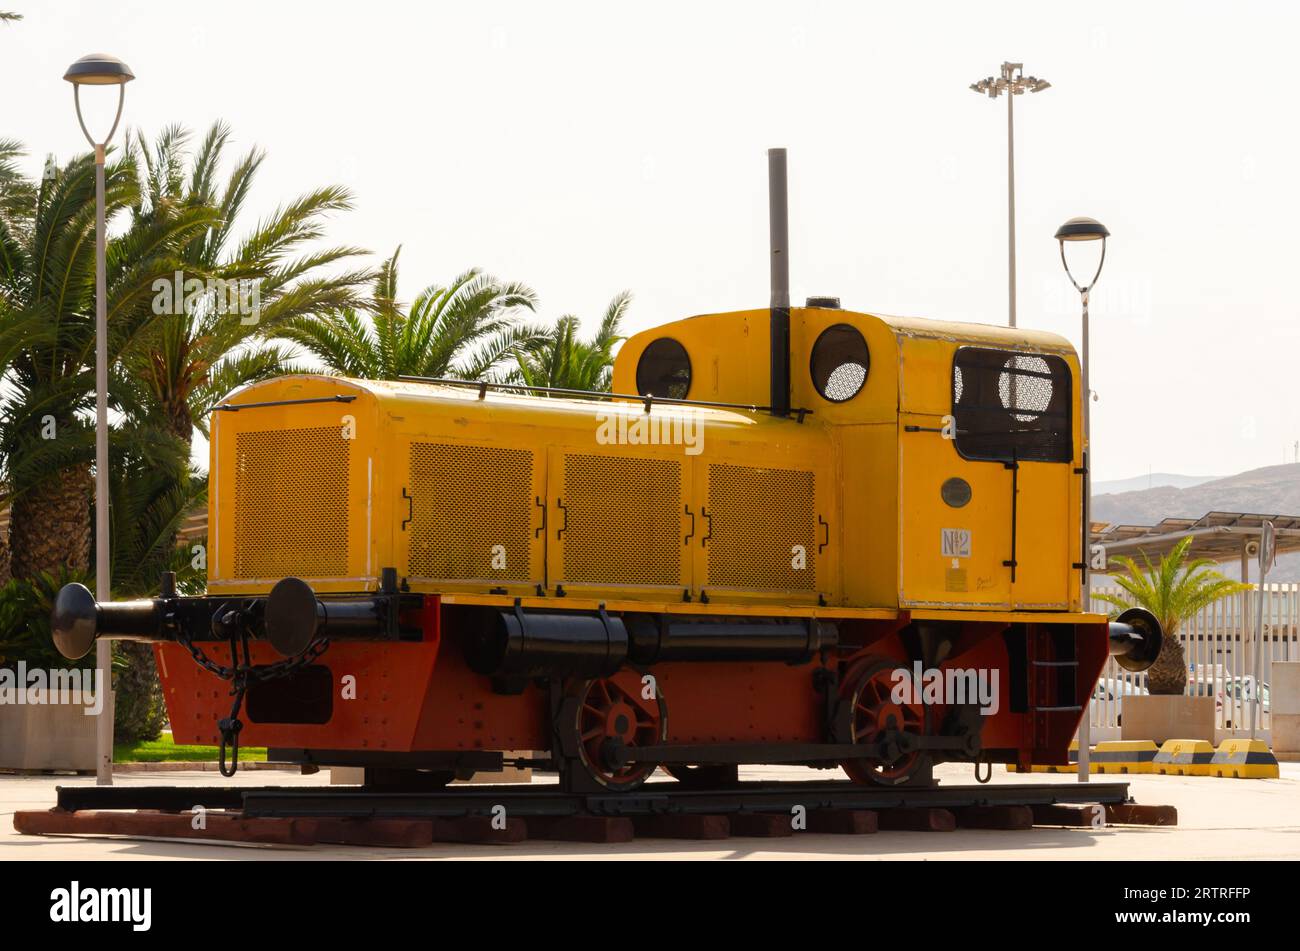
<box><xmin>3</xmin><ymin>762</ymin><xmax>1297</xmax><ymax>860</ymax></box>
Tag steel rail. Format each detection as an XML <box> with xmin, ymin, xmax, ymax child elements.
<box><xmin>54</xmin><ymin>779</ymin><xmax>1133</xmax><ymax>820</ymax></box>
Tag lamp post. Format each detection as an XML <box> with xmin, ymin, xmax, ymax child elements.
<box><xmin>970</xmin><ymin>63</ymin><xmax>1051</xmax><ymax>328</ymax></box>
<box><xmin>65</xmin><ymin>53</ymin><xmax>134</xmax><ymax>786</ymax></box>
<box><xmin>1056</xmin><ymin>215</ymin><xmax>1110</xmax><ymax>782</ymax></box>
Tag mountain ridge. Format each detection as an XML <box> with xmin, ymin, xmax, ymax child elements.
<box><xmin>1092</xmin><ymin>462</ymin><xmax>1300</xmax><ymax>582</ymax></box>
<box><xmin>1092</xmin><ymin>472</ymin><xmax>1218</xmax><ymax>495</ymax></box>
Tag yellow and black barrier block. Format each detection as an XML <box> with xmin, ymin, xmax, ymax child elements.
<box><xmin>1209</xmin><ymin>739</ymin><xmax>1280</xmax><ymax>779</ymax></box>
<box><xmin>1091</xmin><ymin>740</ymin><xmax>1159</xmax><ymax>774</ymax></box>
<box><xmin>1153</xmin><ymin>739</ymin><xmax>1215</xmax><ymax>776</ymax></box>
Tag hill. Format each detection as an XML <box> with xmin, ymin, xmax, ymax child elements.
<box><xmin>1091</xmin><ymin>473</ymin><xmax>1217</xmax><ymax>495</ymax></box>
<box><xmin>1092</xmin><ymin>463</ymin><xmax>1300</xmax><ymax>581</ymax></box>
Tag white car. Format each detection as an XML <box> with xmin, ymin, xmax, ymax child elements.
<box><xmin>1223</xmin><ymin>676</ymin><xmax>1269</xmax><ymax>728</ymax></box>
<box><xmin>1229</xmin><ymin>676</ymin><xmax>1269</xmax><ymax>707</ymax></box>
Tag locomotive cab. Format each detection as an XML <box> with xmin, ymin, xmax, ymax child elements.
<box><xmin>612</xmin><ymin>303</ymin><xmax>1085</xmax><ymax>614</ymax></box>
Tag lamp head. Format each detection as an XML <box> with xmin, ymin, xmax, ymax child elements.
<box><xmin>1055</xmin><ymin>216</ymin><xmax>1110</xmax><ymax>241</ymax></box>
<box><xmin>1055</xmin><ymin>217</ymin><xmax>1109</xmax><ymax>292</ymax></box>
<box><xmin>64</xmin><ymin>53</ymin><xmax>134</xmax><ymax>86</ymax></box>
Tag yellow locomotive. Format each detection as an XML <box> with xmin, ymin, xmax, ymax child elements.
<box><xmin>53</xmin><ymin>151</ymin><xmax>1160</xmax><ymax>791</ymax></box>
<box><xmin>207</xmin><ymin>305</ymin><xmax>1079</xmax><ymax>614</ymax></box>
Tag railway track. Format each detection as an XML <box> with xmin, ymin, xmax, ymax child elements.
<box><xmin>14</xmin><ymin>779</ymin><xmax>1176</xmax><ymax>848</ymax></box>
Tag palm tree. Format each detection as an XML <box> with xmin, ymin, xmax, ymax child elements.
<box><xmin>515</xmin><ymin>291</ymin><xmax>631</xmax><ymax>392</ymax></box>
<box><xmin>108</xmin><ymin>446</ymin><xmax>207</xmax><ymax>598</ymax></box>
<box><xmin>117</xmin><ymin>122</ymin><xmax>372</xmax><ymax>449</ymax></box>
<box><xmin>277</xmin><ymin>246</ymin><xmax>545</xmax><ymax>381</ymax></box>
<box><xmin>0</xmin><ymin>145</ymin><xmax>214</xmax><ymax>581</ymax></box>
<box><xmin>1095</xmin><ymin>537</ymin><xmax>1251</xmax><ymax>695</ymax></box>
<box><xmin>0</xmin><ymin>136</ymin><xmax>40</xmax><ymax>585</ymax></box>
<box><xmin>0</xmin><ymin>136</ymin><xmax>35</xmax><ymax>220</ymax></box>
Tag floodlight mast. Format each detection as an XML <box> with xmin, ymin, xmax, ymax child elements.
<box><xmin>968</xmin><ymin>62</ymin><xmax>1051</xmax><ymax>328</ymax></box>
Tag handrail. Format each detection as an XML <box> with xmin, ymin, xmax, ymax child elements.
<box><xmin>395</xmin><ymin>376</ymin><xmax>813</xmax><ymax>422</ymax></box>
<box><xmin>213</xmin><ymin>395</ymin><xmax>357</xmax><ymax>412</ymax></box>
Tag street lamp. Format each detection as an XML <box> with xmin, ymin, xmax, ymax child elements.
<box><xmin>970</xmin><ymin>63</ymin><xmax>1051</xmax><ymax>328</ymax></box>
<box><xmin>65</xmin><ymin>52</ymin><xmax>134</xmax><ymax>787</ymax></box>
<box><xmin>1056</xmin><ymin>215</ymin><xmax>1109</xmax><ymax>783</ymax></box>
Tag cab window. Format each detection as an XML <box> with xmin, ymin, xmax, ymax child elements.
<box><xmin>951</xmin><ymin>347</ymin><xmax>1072</xmax><ymax>463</ymax></box>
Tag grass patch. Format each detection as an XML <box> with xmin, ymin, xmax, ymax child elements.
<box><xmin>114</xmin><ymin>732</ymin><xmax>267</xmax><ymax>764</ymax></box>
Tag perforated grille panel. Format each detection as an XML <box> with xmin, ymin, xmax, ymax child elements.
<box><xmin>706</xmin><ymin>463</ymin><xmax>817</xmax><ymax>591</ymax></box>
<box><xmin>233</xmin><ymin>427</ymin><xmax>350</xmax><ymax>578</ymax></box>
<box><xmin>407</xmin><ymin>443</ymin><xmax>534</xmax><ymax>581</ymax></box>
<box><xmin>562</xmin><ymin>454</ymin><xmax>682</xmax><ymax>586</ymax></box>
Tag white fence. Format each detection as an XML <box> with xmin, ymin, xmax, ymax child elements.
<box><xmin>1087</xmin><ymin>584</ymin><xmax>1300</xmax><ymax>737</ymax></box>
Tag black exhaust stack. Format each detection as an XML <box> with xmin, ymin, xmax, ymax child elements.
<box><xmin>768</xmin><ymin>147</ymin><xmax>790</xmax><ymax>417</ymax></box>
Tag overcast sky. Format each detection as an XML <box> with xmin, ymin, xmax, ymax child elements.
<box><xmin>6</xmin><ymin>1</ymin><xmax>1298</xmax><ymax>481</ymax></box>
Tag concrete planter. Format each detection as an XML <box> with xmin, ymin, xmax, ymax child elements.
<box><xmin>0</xmin><ymin>692</ymin><xmax>98</xmax><ymax>771</ymax></box>
<box><xmin>1120</xmin><ymin>694</ymin><xmax>1216</xmax><ymax>744</ymax></box>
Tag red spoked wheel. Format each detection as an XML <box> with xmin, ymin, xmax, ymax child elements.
<box><xmin>839</xmin><ymin>657</ymin><xmax>931</xmax><ymax>787</ymax></box>
<box><xmin>573</xmin><ymin>672</ymin><xmax>666</xmax><ymax>790</ymax></box>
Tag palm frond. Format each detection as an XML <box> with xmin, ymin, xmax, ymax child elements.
<box><xmin>1104</xmin><ymin>536</ymin><xmax>1251</xmax><ymax>636</ymax></box>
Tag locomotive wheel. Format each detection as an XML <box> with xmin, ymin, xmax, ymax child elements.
<box><xmin>572</xmin><ymin>672</ymin><xmax>667</xmax><ymax>791</ymax></box>
<box><xmin>839</xmin><ymin>657</ymin><xmax>932</xmax><ymax>787</ymax></box>
<box><xmin>664</xmin><ymin>764</ymin><xmax>740</xmax><ymax>788</ymax></box>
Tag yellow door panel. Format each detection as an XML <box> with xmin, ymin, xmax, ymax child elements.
<box><xmin>898</xmin><ymin>413</ymin><xmax>1013</xmax><ymax>608</ymax></box>
<box><xmin>693</xmin><ymin>452</ymin><xmax>833</xmax><ymax>606</ymax></box>
<box><xmin>394</xmin><ymin>431</ymin><xmax>546</xmax><ymax>595</ymax></box>
<box><xmin>1012</xmin><ymin>461</ymin><xmax>1072</xmax><ymax>608</ymax></box>
<box><xmin>209</xmin><ymin>385</ymin><xmax>376</xmax><ymax>595</ymax></box>
<box><xmin>547</xmin><ymin>446</ymin><xmax>692</xmax><ymax>599</ymax></box>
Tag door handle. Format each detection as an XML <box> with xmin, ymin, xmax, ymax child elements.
<box><xmin>534</xmin><ymin>496</ymin><xmax>547</xmax><ymax>539</ymax></box>
<box><xmin>700</xmin><ymin>507</ymin><xmax>713</xmax><ymax>547</ymax></box>
<box><xmin>556</xmin><ymin>497</ymin><xmax>569</xmax><ymax>540</ymax></box>
<box><xmin>818</xmin><ymin>515</ymin><xmax>830</xmax><ymax>554</ymax></box>
<box><xmin>1003</xmin><ymin>453</ymin><xmax>1019</xmax><ymax>581</ymax></box>
<box><xmin>683</xmin><ymin>505</ymin><xmax>695</xmax><ymax>546</ymax></box>
<box><xmin>401</xmin><ymin>487</ymin><xmax>413</xmax><ymax>530</ymax></box>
